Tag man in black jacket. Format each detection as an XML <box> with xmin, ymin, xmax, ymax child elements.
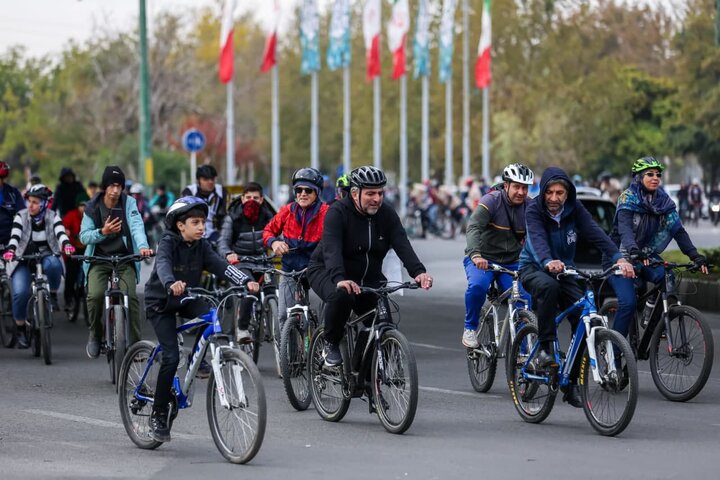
<box><xmin>53</xmin><ymin>167</ymin><xmax>89</xmax><ymax>218</ymax></box>
<box><xmin>307</xmin><ymin>166</ymin><xmax>433</xmax><ymax>366</ymax></box>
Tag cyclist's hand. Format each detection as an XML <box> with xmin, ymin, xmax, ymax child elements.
<box><xmin>139</xmin><ymin>248</ymin><xmax>153</xmax><ymax>257</ymax></box>
<box><xmin>2</xmin><ymin>251</ymin><xmax>14</xmax><ymax>262</ymax></box>
<box><xmin>471</xmin><ymin>256</ymin><xmax>488</xmax><ymax>270</ymax></box>
<box><xmin>337</xmin><ymin>280</ymin><xmax>361</xmax><ymax>295</ymax></box>
<box><xmin>271</xmin><ymin>240</ymin><xmax>289</xmax><ymax>256</ymax></box>
<box><xmin>169</xmin><ymin>280</ymin><xmax>186</xmax><ymax>296</ymax></box>
<box><xmin>246</xmin><ymin>281</ymin><xmax>260</xmax><ymax>293</ymax></box>
<box><xmin>63</xmin><ymin>245</ymin><xmax>75</xmax><ymax>256</ymax></box>
<box><xmin>546</xmin><ymin>259</ymin><xmax>565</xmax><ymax>273</ymax></box>
<box><xmin>415</xmin><ymin>272</ymin><xmax>433</xmax><ymax>290</ymax></box>
<box><xmin>101</xmin><ymin>216</ymin><xmax>122</xmax><ymax>235</ymax></box>
<box><xmin>615</xmin><ymin>258</ymin><xmax>635</xmax><ymax>278</ymax></box>
<box><xmin>226</xmin><ymin>253</ymin><xmax>239</xmax><ymax>265</ymax></box>
<box><xmin>692</xmin><ymin>255</ymin><xmax>709</xmax><ymax>275</ymax></box>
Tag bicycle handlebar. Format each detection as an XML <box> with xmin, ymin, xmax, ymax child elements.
<box><xmin>488</xmin><ymin>263</ymin><xmax>520</xmax><ymax>277</ymax></box>
<box><xmin>16</xmin><ymin>252</ymin><xmax>61</xmax><ymax>261</ymax></box>
<box><xmin>71</xmin><ymin>253</ymin><xmax>154</xmax><ymax>265</ymax></box>
<box><xmin>643</xmin><ymin>259</ymin><xmax>714</xmax><ymax>272</ymax></box>
<box><xmin>359</xmin><ymin>281</ymin><xmax>421</xmax><ymax>295</ymax></box>
<box><xmin>558</xmin><ymin>264</ymin><xmax>621</xmax><ymax>281</ymax></box>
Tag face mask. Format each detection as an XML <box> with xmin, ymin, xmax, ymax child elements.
<box><xmin>242</xmin><ymin>199</ymin><xmax>261</xmax><ymax>223</ymax></box>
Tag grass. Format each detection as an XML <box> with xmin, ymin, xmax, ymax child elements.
<box><xmin>662</xmin><ymin>250</ymin><xmax>720</xmax><ymax>281</ymax></box>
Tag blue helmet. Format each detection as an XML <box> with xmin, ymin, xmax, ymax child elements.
<box><xmin>165</xmin><ymin>196</ymin><xmax>208</xmax><ymax>230</ymax></box>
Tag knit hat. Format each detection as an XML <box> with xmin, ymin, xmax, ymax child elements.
<box><xmin>100</xmin><ymin>166</ymin><xmax>126</xmax><ymax>190</ymax></box>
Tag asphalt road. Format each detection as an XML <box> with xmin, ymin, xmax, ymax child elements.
<box><xmin>1</xmin><ymin>236</ymin><xmax>719</xmax><ymax>479</ymax></box>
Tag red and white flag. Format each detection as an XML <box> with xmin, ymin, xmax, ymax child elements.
<box><xmin>475</xmin><ymin>0</ymin><xmax>492</xmax><ymax>89</ymax></box>
<box><xmin>363</xmin><ymin>0</ymin><xmax>381</xmax><ymax>80</ymax></box>
<box><xmin>260</xmin><ymin>0</ymin><xmax>280</xmax><ymax>74</ymax></box>
<box><xmin>219</xmin><ymin>0</ymin><xmax>236</xmax><ymax>83</ymax></box>
<box><xmin>387</xmin><ymin>0</ymin><xmax>410</xmax><ymax>80</ymax></box>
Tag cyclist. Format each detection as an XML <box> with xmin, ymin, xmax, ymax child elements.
<box><xmin>148</xmin><ymin>184</ymin><xmax>175</xmax><ymax>213</ymax></box>
<box><xmin>0</xmin><ymin>161</ymin><xmax>25</xmax><ymax>247</ymax></box>
<box><xmin>2</xmin><ymin>184</ymin><xmax>74</xmax><ymax>348</ymax></box>
<box><xmin>335</xmin><ymin>174</ymin><xmax>351</xmax><ymax>200</ymax></box>
<box><xmin>518</xmin><ymin>167</ymin><xmax>634</xmax><ymax>407</ymax></box>
<box><xmin>218</xmin><ymin>181</ymin><xmax>274</xmax><ymax>340</ymax></box>
<box><xmin>307</xmin><ymin>166</ymin><xmax>433</xmax><ymax>366</ymax></box>
<box><xmin>143</xmin><ymin>196</ymin><xmax>259</xmax><ymax>442</ymax></box>
<box><xmin>53</xmin><ymin>167</ymin><xmax>89</xmax><ymax>218</ymax></box>
<box><xmin>181</xmin><ymin>165</ymin><xmax>228</xmax><ymax>243</ymax></box>
<box><xmin>61</xmin><ymin>196</ymin><xmax>87</xmax><ymax>313</ymax></box>
<box><xmin>605</xmin><ymin>157</ymin><xmax>709</xmax><ymax>339</ymax></box>
<box><xmin>79</xmin><ymin>166</ymin><xmax>153</xmax><ymax>358</ymax></box>
<box><xmin>462</xmin><ymin>164</ymin><xmax>534</xmax><ymax>348</ymax></box>
<box><xmin>264</xmin><ymin>168</ymin><xmax>329</xmax><ymax>333</ymax></box>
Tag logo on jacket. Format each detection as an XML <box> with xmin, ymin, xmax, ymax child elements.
<box><xmin>566</xmin><ymin>229</ymin><xmax>577</xmax><ymax>245</ymax></box>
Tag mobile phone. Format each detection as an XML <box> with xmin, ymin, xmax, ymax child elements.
<box><xmin>108</xmin><ymin>208</ymin><xmax>122</xmax><ymax>223</ymax></box>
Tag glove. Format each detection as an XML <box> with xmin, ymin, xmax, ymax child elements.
<box><xmin>2</xmin><ymin>251</ymin><xmax>14</xmax><ymax>262</ymax></box>
<box><xmin>64</xmin><ymin>245</ymin><xmax>76</xmax><ymax>256</ymax></box>
<box><xmin>691</xmin><ymin>254</ymin><xmax>707</xmax><ymax>268</ymax></box>
<box><xmin>627</xmin><ymin>247</ymin><xmax>646</xmax><ymax>261</ymax></box>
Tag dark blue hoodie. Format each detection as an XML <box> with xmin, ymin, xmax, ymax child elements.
<box><xmin>519</xmin><ymin>167</ymin><xmax>622</xmax><ymax>270</ymax></box>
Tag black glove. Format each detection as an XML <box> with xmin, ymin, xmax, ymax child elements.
<box><xmin>627</xmin><ymin>247</ymin><xmax>646</xmax><ymax>261</ymax></box>
<box><xmin>691</xmin><ymin>254</ymin><xmax>707</xmax><ymax>268</ymax></box>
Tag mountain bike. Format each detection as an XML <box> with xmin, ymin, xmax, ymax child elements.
<box><xmin>309</xmin><ymin>281</ymin><xmax>421</xmax><ymax>434</ymax></box>
<box><xmin>599</xmin><ymin>259</ymin><xmax>714</xmax><ymax>402</ymax></box>
<box><xmin>467</xmin><ymin>264</ymin><xmax>537</xmax><ymax>392</ymax></box>
<box><xmin>118</xmin><ymin>286</ymin><xmax>266</xmax><ymax>464</ymax></box>
<box><xmin>74</xmin><ymin>254</ymin><xmax>147</xmax><ymax>387</ymax></box>
<box><xmin>507</xmin><ymin>266</ymin><xmax>638</xmax><ymax>436</ymax></box>
<box><xmin>0</xmin><ymin>251</ymin><xmax>14</xmax><ymax>348</ymax></box>
<box><xmin>17</xmin><ymin>253</ymin><xmax>56</xmax><ymax>364</ymax></box>
<box><xmin>65</xmin><ymin>258</ymin><xmax>88</xmax><ymax>325</ymax></box>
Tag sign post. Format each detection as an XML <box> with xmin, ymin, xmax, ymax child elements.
<box><xmin>181</xmin><ymin>129</ymin><xmax>206</xmax><ymax>180</ymax></box>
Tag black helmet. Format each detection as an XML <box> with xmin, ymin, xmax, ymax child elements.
<box><xmin>24</xmin><ymin>183</ymin><xmax>53</xmax><ymax>200</ymax></box>
<box><xmin>349</xmin><ymin>166</ymin><xmax>387</xmax><ymax>188</ymax></box>
<box><xmin>165</xmin><ymin>196</ymin><xmax>208</xmax><ymax>230</ymax></box>
<box><xmin>291</xmin><ymin>167</ymin><xmax>323</xmax><ymax>189</ymax></box>
<box><xmin>196</xmin><ymin>164</ymin><xmax>217</xmax><ymax>180</ymax></box>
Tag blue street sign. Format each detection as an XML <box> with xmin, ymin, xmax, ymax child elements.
<box><xmin>182</xmin><ymin>129</ymin><xmax>205</xmax><ymax>153</ymax></box>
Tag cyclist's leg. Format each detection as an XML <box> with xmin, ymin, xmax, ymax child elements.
<box><xmin>519</xmin><ymin>266</ymin><xmax>560</xmax><ymax>348</ymax></box>
<box><xmin>87</xmin><ymin>263</ymin><xmax>111</xmax><ymax>342</ymax></box>
<box><xmin>42</xmin><ymin>255</ymin><xmax>63</xmax><ymax>308</ymax></box>
<box><xmin>63</xmin><ymin>256</ymin><xmax>80</xmax><ymax>306</ymax></box>
<box><xmin>10</xmin><ymin>265</ymin><xmax>31</xmax><ymax>346</ymax></box>
<box><xmin>145</xmin><ymin>306</ymin><xmax>179</xmax><ymax>439</ymax></box>
<box><xmin>119</xmin><ymin>264</ymin><xmax>141</xmax><ymax>344</ymax></box>
<box><xmin>462</xmin><ymin>256</ymin><xmax>493</xmax><ymax>331</ymax></box>
<box><xmin>235</xmin><ymin>268</ymin><xmax>257</xmax><ymax>334</ymax></box>
<box><xmin>308</xmin><ymin>268</ymin><xmax>350</xmax><ymax>346</ymax></box>
<box><xmin>606</xmin><ymin>275</ymin><xmax>636</xmax><ymax>337</ymax></box>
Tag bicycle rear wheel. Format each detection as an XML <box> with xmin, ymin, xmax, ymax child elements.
<box><xmin>0</xmin><ymin>279</ymin><xmax>15</xmax><ymax>348</ymax></box>
<box><xmin>467</xmin><ymin>304</ymin><xmax>497</xmax><ymax>392</ymax></box>
<box><xmin>113</xmin><ymin>305</ymin><xmax>128</xmax><ymax>389</ymax></box>
<box><xmin>309</xmin><ymin>327</ymin><xmax>350</xmax><ymax>422</ymax></box>
<box><xmin>372</xmin><ymin>329</ymin><xmax>418</xmax><ymax>434</ymax></box>
<box><xmin>118</xmin><ymin>340</ymin><xmax>163</xmax><ymax>450</ymax></box>
<box><xmin>207</xmin><ymin>348</ymin><xmax>266</xmax><ymax>464</ymax></box>
<box><xmin>649</xmin><ymin>305</ymin><xmax>714</xmax><ymax>402</ymax></box>
<box><xmin>280</xmin><ymin>313</ymin><xmax>312</xmax><ymax>410</ymax></box>
<box><xmin>38</xmin><ymin>292</ymin><xmax>52</xmax><ymax>365</ymax></box>
<box><xmin>507</xmin><ymin>324</ymin><xmax>556</xmax><ymax>424</ymax></box>
<box><xmin>580</xmin><ymin>328</ymin><xmax>638</xmax><ymax>436</ymax></box>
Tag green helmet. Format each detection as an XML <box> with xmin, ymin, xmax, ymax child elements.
<box><xmin>336</xmin><ymin>174</ymin><xmax>350</xmax><ymax>188</ymax></box>
<box><xmin>631</xmin><ymin>156</ymin><xmax>666</xmax><ymax>174</ymax></box>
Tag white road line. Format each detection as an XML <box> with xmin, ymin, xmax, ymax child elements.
<box><xmin>24</xmin><ymin>409</ymin><xmax>203</xmax><ymax>440</ymax></box>
<box><xmin>419</xmin><ymin>386</ymin><xmax>501</xmax><ymax>399</ymax></box>
<box><xmin>411</xmin><ymin>342</ymin><xmax>464</xmax><ymax>352</ymax></box>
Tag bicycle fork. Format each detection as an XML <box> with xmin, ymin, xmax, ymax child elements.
<box><xmin>210</xmin><ymin>343</ymin><xmax>246</xmax><ymax>409</ymax></box>
<box><xmin>583</xmin><ymin>314</ymin><xmax>617</xmax><ymax>384</ymax></box>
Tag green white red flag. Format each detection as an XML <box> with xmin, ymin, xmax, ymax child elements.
<box><xmin>475</xmin><ymin>0</ymin><xmax>492</xmax><ymax>89</ymax></box>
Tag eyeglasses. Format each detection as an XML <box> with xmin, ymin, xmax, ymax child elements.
<box><xmin>294</xmin><ymin>187</ymin><xmax>315</xmax><ymax>195</ymax></box>
<box><xmin>644</xmin><ymin>172</ymin><xmax>662</xmax><ymax>178</ymax></box>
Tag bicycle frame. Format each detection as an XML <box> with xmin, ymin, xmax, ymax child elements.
<box><xmin>104</xmin><ymin>266</ymin><xmax>130</xmax><ymax>349</ymax></box>
<box><xmin>486</xmin><ymin>264</ymin><xmax>531</xmax><ymax>354</ymax></box>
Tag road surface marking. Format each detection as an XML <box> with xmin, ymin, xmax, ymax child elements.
<box><xmin>419</xmin><ymin>386</ymin><xmax>501</xmax><ymax>399</ymax></box>
<box><xmin>411</xmin><ymin>342</ymin><xmax>464</xmax><ymax>352</ymax></box>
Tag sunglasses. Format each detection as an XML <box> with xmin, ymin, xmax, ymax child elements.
<box><xmin>294</xmin><ymin>187</ymin><xmax>315</xmax><ymax>195</ymax></box>
<box><xmin>644</xmin><ymin>172</ymin><xmax>662</xmax><ymax>178</ymax></box>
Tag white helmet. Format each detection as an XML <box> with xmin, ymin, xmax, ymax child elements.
<box><xmin>129</xmin><ymin>183</ymin><xmax>144</xmax><ymax>195</ymax></box>
<box><xmin>502</xmin><ymin>164</ymin><xmax>534</xmax><ymax>185</ymax></box>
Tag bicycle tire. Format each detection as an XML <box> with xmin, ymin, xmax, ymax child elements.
<box><xmin>467</xmin><ymin>304</ymin><xmax>497</xmax><ymax>393</ymax></box>
<box><xmin>580</xmin><ymin>328</ymin><xmax>638</xmax><ymax>436</ymax></box>
<box><xmin>28</xmin><ymin>299</ymin><xmax>41</xmax><ymax>358</ymax></box>
<box><xmin>372</xmin><ymin>329</ymin><xmax>418</xmax><ymax>434</ymax></box>
<box><xmin>309</xmin><ymin>327</ymin><xmax>351</xmax><ymax>422</ymax></box>
<box><xmin>649</xmin><ymin>305</ymin><xmax>714</xmax><ymax>402</ymax></box>
<box><xmin>280</xmin><ymin>313</ymin><xmax>312</xmax><ymax>411</ymax></box>
<box><xmin>107</xmin><ymin>307</ymin><xmax>116</xmax><ymax>384</ymax></box>
<box><xmin>0</xmin><ymin>279</ymin><xmax>15</xmax><ymax>348</ymax></box>
<box><xmin>118</xmin><ymin>340</ymin><xmax>163</xmax><ymax>450</ymax></box>
<box><xmin>207</xmin><ymin>348</ymin><xmax>266</xmax><ymax>464</ymax></box>
<box><xmin>506</xmin><ymin>323</ymin><xmax>556</xmax><ymax>424</ymax></box>
<box><xmin>114</xmin><ymin>305</ymin><xmax>128</xmax><ymax>390</ymax></box>
<box><xmin>264</xmin><ymin>296</ymin><xmax>281</xmax><ymax>377</ymax></box>
<box><xmin>39</xmin><ymin>292</ymin><xmax>52</xmax><ymax>365</ymax></box>
<box><xmin>504</xmin><ymin>309</ymin><xmax>538</xmax><ymax>375</ymax></box>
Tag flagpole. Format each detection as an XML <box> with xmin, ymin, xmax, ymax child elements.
<box><xmin>482</xmin><ymin>86</ymin><xmax>490</xmax><ymax>182</ymax></box>
<box><xmin>226</xmin><ymin>81</ymin><xmax>235</xmax><ymax>184</ymax></box>
<box><xmin>421</xmin><ymin>75</ymin><xmax>429</xmax><ymax>181</ymax></box>
<box><xmin>373</xmin><ymin>77</ymin><xmax>382</xmax><ymax>169</ymax></box>
<box><xmin>445</xmin><ymin>74</ymin><xmax>453</xmax><ymax>187</ymax></box>
<box><xmin>311</xmin><ymin>71</ymin><xmax>319</xmax><ymax>170</ymax></box>
<box><xmin>343</xmin><ymin>66</ymin><xmax>351</xmax><ymax>174</ymax></box>
<box><xmin>399</xmin><ymin>74</ymin><xmax>408</xmax><ymax>219</ymax></box>
<box><xmin>462</xmin><ymin>0</ymin><xmax>470</xmax><ymax>181</ymax></box>
<box><xmin>272</xmin><ymin>64</ymin><xmax>280</xmax><ymax>203</ymax></box>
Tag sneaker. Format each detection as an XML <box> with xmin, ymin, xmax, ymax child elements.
<box><xmin>462</xmin><ymin>328</ymin><xmax>479</xmax><ymax>348</ymax></box>
<box><xmin>536</xmin><ymin>348</ymin><xmax>558</xmax><ymax>368</ymax></box>
<box><xmin>16</xmin><ymin>327</ymin><xmax>30</xmax><ymax>349</ymax></box>
<box><xmin>236</xmin><ymin>329</ymin><xmax>251</xmax><ymax>344</ymax></box>
<box><xmin>86</xmin><ymin>333</ymin><xmax>100</xmax><ymax>359</ymax></box>
<box><xmin>148</xmin><ymin>408</ymin><xmax>171</xmax><ymax>442</ymax></box>
<box><xmin>196</xmin><ymin>359</ymin><xmax>212</xmax><ymax>379</ymax></box>
<box><xmin>323</xmin><ymin>343</ymin><xmax>342</xmax><ymax>367</ymax></box>
<box><xmin>562</xmin><ymin>384</ymin><xmax>583</xmax><ymax>408</ymax></box>
<box><xmin>49</xmin><ymin>292</ymin><xmax>60</xmax><ymax>310</ymax></box>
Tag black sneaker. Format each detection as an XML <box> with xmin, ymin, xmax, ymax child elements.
<box><xmin>536</xmin><ymin>348</ymin><xmax>558</xmax><ymax>368</ymax></box>
<box><xmin>149</xmin><ymin>408</ymin><xmax>172</xmax><ymax>442</ymax></box>
<box><xmin>17</xmin><ymin>328</ymin><xmax>30</xmax><ymax>349</ymax></box>
<box><xmin>86</xmin><ymin>333</ymin><xmax>100</xmax><ymax>359</ymax></box>
<box><xmin>562</xmin><ymin>384</ymin><xmax>583</xmax><ymax>408</ymax></box>
<box><xmin>49</xmin><ymin>292</ymin><xmax>60</xmax><ymax>310</ymax></box>
<box><xmin>323</xmin><ymin>343</ymin><xmax>342</xmax><ymax>367</ymax></box>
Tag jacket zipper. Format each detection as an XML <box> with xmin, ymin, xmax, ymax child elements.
<box><xmin>360</xmin><ymin>217</ymin><xmax>371</xmax><ymax>286</ymax></box>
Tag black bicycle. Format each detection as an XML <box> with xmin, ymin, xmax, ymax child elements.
<box><xmin>600</xmin><ymin>259</ymin><xmax>714</xmax><ymax>401</ymax></box>
<box><xmin>0</xmin><ymin>248</ymin><xmax>14</xmax><ymax>348</ymax></box>
<box><xmin>309</xmin><ymin>281</ymin><xmax>421</xmax><ymax>434</ymax></box>
<box><xmin>16</xmin><ymin>253</ymin><xmax>57</xmax><ymax>364</ymax></box>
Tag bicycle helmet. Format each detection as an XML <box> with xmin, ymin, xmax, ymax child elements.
<box><xmin>631</xmin><ymin>156</ymin><xmax>665</xmax><ymax>174</ymax></box>
<box><xmin>502</xmin><ymin>163</ymin><xmax>534</xmax><ymax>185</ymax></box>
<box><xmin>196</xmin><ymin>164</ymin><xmax>217</xmax><ymax>180</ymax></box>
<box><xmin>165</xmin><ymin>196</ymin><xmax>208</xmax><ymax>230</ymax></box>
<box><xmin>291</xmin><ymin>167</ymin><xmax>323</xmax><ymax>189</ymax></box>
<box><xmin>0</xmin><ymin>161</ymin><xmax>9</xmax><ymax>179</ymax></box>
<box><xmin>129</xmin><ymin>183</ymin><xmax>144</xmax><ymax>195</ymax></box>
<box><xmin>336</xmin><ymin>174</ymin><xmax>350</xmax><ymax>189</ymax></box>
<box><xmin>349</xmin><ymin>166</ymin><xmax>387</xmax><ymax>188</ymax></box>
<box><xmin>24</xmin><ymin>184</ymin><xmax>53</xmax><ymax>200</ymax></box>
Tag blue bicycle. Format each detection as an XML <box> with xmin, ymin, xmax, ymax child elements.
<box><xmin>118</xmin><ymin>286</ymin><xmax>266</xmax><ymax>464</ymax></box>
<box><xmin>507</xmin><ymin>265</ymin><xmax>638</xmax><ymax>436</ymax></box>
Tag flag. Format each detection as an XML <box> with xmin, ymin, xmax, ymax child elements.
<box><xmin>475</xmin><ymin>0</ymin><xmax>492</xmax><ymax>89</ymax></box>
<box><xmin>218</xmin><ymin>0</ymin><xmax>236</xmax><ymax>83</ymax></box>
<box><xmin>438</xmin><ymin>0</ymin><xmax>457</xmax><ymax>83</ymax></box>
<box><xmin>327</xmin><ymin>0</ymin><xmax>351</xmax><ymax>70</ymax></box>
<box><xmin>413</xmin><ymin>0</ymin><xmax>430</xmax><ymax>78</ymax></box>
<box><xmin>363</xmin><ymin>0</ymin><xmax>381</xmax><ymax>80</ymax></box>
<box><xmin>387</xmin><ymin>0</ymin><xmax>410</xmax><ymax>80</ymax></box>
<box><xmin>260</xmin><ymin>0</ymin><xmax>280</xmax><ymax>73</ymax></box>
<box><xmin>300</xmin><ymin>0</ymin><xmax>320</xmax><ymax>75</ymax></box>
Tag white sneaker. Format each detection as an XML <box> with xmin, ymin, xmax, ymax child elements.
<box><xmin>236</xmin><ymin>329</ymin><xmax>251</xmax><ymax>344</ymax></box>
<box><xmin>462</xmin><ymin>328</ymin><xmax>479</xmax><ymax>348</ymax></box>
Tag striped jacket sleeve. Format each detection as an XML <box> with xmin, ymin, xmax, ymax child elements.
<box><xmin>7</xmin><ymin>213</ymin><xmax>23</xmax><ymax>252</ymax></box>
<box><xmin>51</xmin><ymin>214</ymin><xmax>71</xmax><ymax>248</ymax></box>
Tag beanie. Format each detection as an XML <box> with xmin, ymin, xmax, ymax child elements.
<box><xmin>101</xmin><ymin>166</ymin><xmax>126</xmax><ymax>190</ymax></box>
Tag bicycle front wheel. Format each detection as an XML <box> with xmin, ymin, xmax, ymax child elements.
<box><xmin>118</xmin><ymin>340</ymin><xmax>163</xmax><ymax>450</ymax></box>
<box><xmin>113</xmin><ymin>305</ymin><xmax>128</xmax><ymax>389</ymax></box>
<box><xmin>372</xmin><ymin>329</ymin><xmax>418</xmax><ymax>434</ymax></box>
<box><xmin>207</xmin><ymin>348</ymin><xmax>266</xmax><ymax>464</ymax></box>
<box><xmin>308</xmin><ymin>327</ymin><xmax>350</xmax><ymax>422</ymax></box>
<box><xmin>467</xmin><ymin>304</ymin><xmax>496</xmax><ymax>393</ymax></box>
<box><xmin>649</xmin><ymin>305</ymin><xmax>714</xmax><ymax>402</ymax></box>
<box><xmin>38</xmin><ymin>292</ymin><xmax>52</xmax><ymax>365</ymax></box>
<box><xmin>280</xmin><ymin>313</ymin><xmax>311</xmax><ymax>410</ymax></box>
<box><xmin>0</xmin><ymin>279</ymin><xmax>14</xmax><ymax>348</ymax></box>
<box><xmin>264</xmin><ymin>296</ymin><xmax>281</xmax><ymax>377</ymax></box>
<box><xmin>580</xmin><ymin>328</ymin><xmax>638</xmax><ymax>436</ymax></box>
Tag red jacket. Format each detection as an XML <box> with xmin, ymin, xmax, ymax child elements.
<box><xmin>62</xmin><ymin>208</ymin><xmax>86</xmax><ymax>252</ymax></box>
<box><xmin>263</xmin><ymin>201</ymin><xmax>328</xmax><ymax>271</ymax></box>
